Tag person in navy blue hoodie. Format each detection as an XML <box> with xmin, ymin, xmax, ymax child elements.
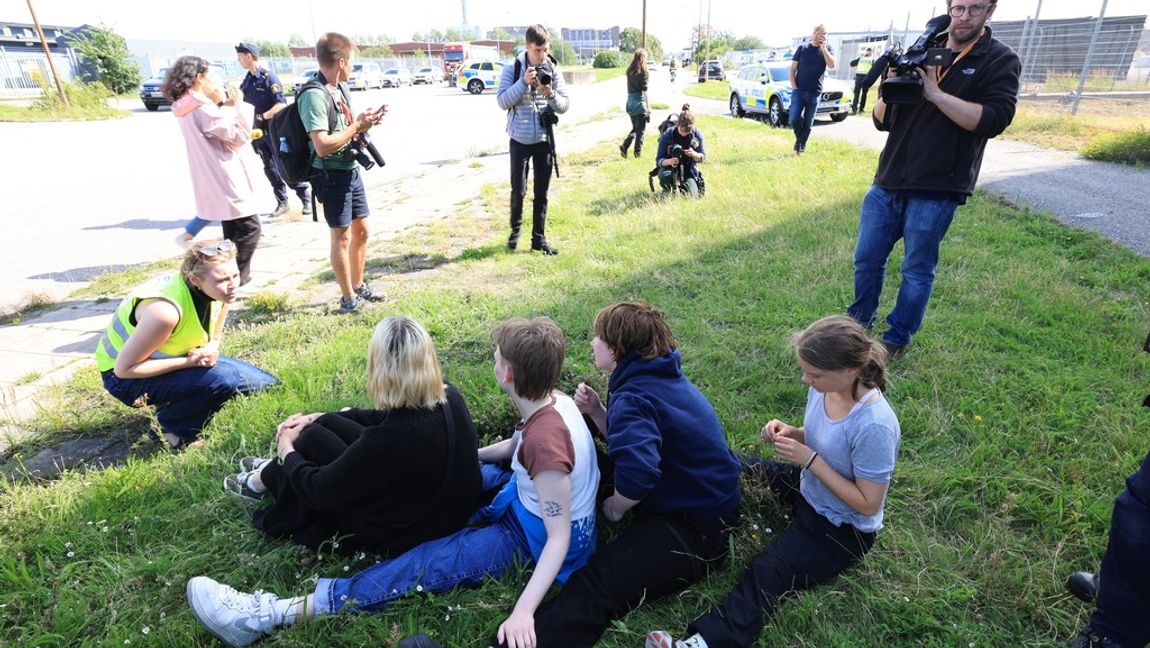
<box><xmin>523</xmin><ymin>301</ymin><xmax>742</xmax><ymax>647</ymax></box>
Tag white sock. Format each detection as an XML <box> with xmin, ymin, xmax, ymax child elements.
<box><xmin>271</xmin><ymin>595</ymin><xmax>307</xmax><ymax>627</ymax></box>
<box><xmin>678</xmin><ymin>634</ymin><xmax>709</xmax><ymax>648</ymax></box>
<box><xmin>245</xmin><ymin>471</ymin><xmax>267</xmax><ymax>494</ymax></box>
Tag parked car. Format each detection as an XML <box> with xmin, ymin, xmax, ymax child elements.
<box><xmin>139</xmin><ymin>64</ymin><xmax>229</xmax><ymax>111</ymax></box>
<box><xmin>291</xmin><ymin>69</ymin><xmax>320</xmax><ymax>95</ymax></box>
<box><xmin>381</xmin><ymin>67</ymin><xmax>412</xmax><ymax>88</ymax></box>
<box><xmin>411</xmin><ymin>66</ymin><xmax>439</xmax><ymax>85</ymax></box>
<box><xmin>457</xmin><ymin>60</ymin><xmax>505</xmax><ymax>95</ymax></box>
<box><xmin>647</xmin><ymin>60</ymin><xmax>658</xmax><ymax>71</ymax></box>
<box><xmin>348</xmin><ymin>62</ymin><xmax>383</xmax><ymax>90</ymax></box>
<box><xmin>727</xmin><ymin>63</ymin><xmax>852</xmax><ymax>127</ymax></box>
<box><xmin>697</xmin><ymin>60</ymin><xmax>725</xmax><ymax>83</ymax></box>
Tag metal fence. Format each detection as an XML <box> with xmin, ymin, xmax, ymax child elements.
<box><xmin>0</xmin><ymin>48</ymin><xmax>76</xmax><ymax>98</ymax></box>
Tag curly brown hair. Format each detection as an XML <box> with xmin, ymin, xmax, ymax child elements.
<box><xmin>161</xmin><ymin>55</ymin><xmax>210</xmax><ymax>102</ymax></box>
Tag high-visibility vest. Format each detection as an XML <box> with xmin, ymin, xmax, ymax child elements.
<box><xmin>856</xmin><ymin>56</ymin><xmax>874</xmax><ymax>75</ymax></box>
<box><xmin>95</xmin><ymin>274</ymin><xmax>219</xmax><ymax>372</ymax></box>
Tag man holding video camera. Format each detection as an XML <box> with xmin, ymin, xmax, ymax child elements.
<box><xmin>300</xmin><ymin>32</ymin><xmax>386</xmax><ymax>314</ymax></box>
<box><xmin>847</xmin><ymin>0</ymin><xmax>1019</xmax><ymax>360</ymax></box>
<box><xmin>497</xmin><ymin>24</ymin><xmax>569</xmax><ymax>256</ymax></box>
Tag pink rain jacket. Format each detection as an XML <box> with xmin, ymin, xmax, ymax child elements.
<box><xmin>171</xmin><ymin>91</ymin><xmax>262</xmax><ymax>221</ymax></box>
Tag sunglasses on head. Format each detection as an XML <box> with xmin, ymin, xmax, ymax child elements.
<box><xmin>196</xmin><ymin>240</ymin><xmax>234</xmax><ymax>258</ymax></box>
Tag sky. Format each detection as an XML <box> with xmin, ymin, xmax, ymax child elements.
<box><xmin>7</xmin><ymin>0</ymin><xmax>1147</xmax><ymax>52</ymax></box>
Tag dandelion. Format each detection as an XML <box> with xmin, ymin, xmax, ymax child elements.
<box><xmin>957</xmin><ymin>412</ymin><xmax>965</xmax><ymax>418</ymax></box>
<box><xmin>974</xmin><ymin>415</ymin><xmax>982</xmax><ymax>422</ymax></box>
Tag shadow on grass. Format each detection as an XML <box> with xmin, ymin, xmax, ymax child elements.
<box><xmin>587</xmin><ymin>190</ymin><xmax>659</xmax><ymax>216</ymax></box>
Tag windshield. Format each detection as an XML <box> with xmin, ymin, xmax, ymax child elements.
<box><xmin>444</xmin><ymin>52</ymin><xmax>464</xmax><ymax>61</ymax></box>
<box><xmin>768</xmin><ymin>67</ymin><xmax>790</xmax><ymax>82</ymax></box>
<box><xmin>353</xmin><ymin>64</ymin><xmax>365</xmax><ymax>73</ymax></box>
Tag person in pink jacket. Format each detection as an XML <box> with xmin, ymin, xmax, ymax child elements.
<box><xmin>162</xmin><ymin>56</ymin><xmax>263</xmax><ymax>285</ymax></box>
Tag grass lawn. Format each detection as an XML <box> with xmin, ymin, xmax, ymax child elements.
<box><xmin>0</xmin><ymin>103</ymin><xmax>127</xmax><ymax>121</ymax></box>
<box><xmin>684</xmin><ymin>80</ymin><xmax>731</xmax><ymax>102</ymax></box>
<box><xmin>2</xmin><ymin>115</ymin><xmax>1147</xmax><ymax>646</ymax></box>
<box><xmin>1004</xmin><ymin>99</ymin><xmax>1150</xmax><ymax>166</ymax></box>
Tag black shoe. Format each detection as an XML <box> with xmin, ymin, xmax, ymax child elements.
<box><xmin>882</xmin><ymin>342</ymin><xmax>907</xmax><ymax>361</ymax></box>
<box><xmin>531</xmin><ymin>240</ymin><xmax>559</xmax><ymax>256</ymax></box>
<box><xmin>354</xmin><ymin>282</ymin><xmax>385</xmax><ymax>303</ymax></box>
<box><xmin>270</xmin><ymin>201</ymin><xmax>289</xmax><ymax>218</ymax></box>
<box><xmin>507</xmin><ymin>232</ymin><xmax>519</xmax><ymax>250</ymax></box>
<box><xmin>619</xmin><ymin>143</ymin><xmax>628</xmax><ymax>159</ymax></box>
<box><xmin>398</xmin><ymin>633</ymin><xmax>443</xmax><ymax>648</ymax></box>
<box><xmin>1066</xmin><ymin>571</ymin><xmax>1099</xmax><ymax>603</ymax></box>
<box><xmin>1071</xmin><ymin>628</ymin><xmax>1121</xmax><ymax>648</ymax></box>
<box><xmin>634</xmin><ymin>149</ymin><xmax>642</xmax><ymax>158</ymax></box>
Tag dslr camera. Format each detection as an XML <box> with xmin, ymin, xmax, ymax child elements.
<box><xmin>534</xmin><ymin>65</ymin><xmax>553</xmax><ymax>86</ymax></box>
<box><xmin>871</xmin><ymin>14</ymin><xmax>956</xmax><ymax>105</ymax></box>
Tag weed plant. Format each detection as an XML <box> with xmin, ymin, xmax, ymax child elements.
<box><xmin>2</xmin><ymin>116</ymin><xmax>1147</xmax><ymax>646</ymax></box>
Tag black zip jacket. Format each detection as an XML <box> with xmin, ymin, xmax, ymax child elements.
<box><xmin>873</xmin><ymin>26</ymin><xmax>1020</xmax><ymax>197</ymax></box>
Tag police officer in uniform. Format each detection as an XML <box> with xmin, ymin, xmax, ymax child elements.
<box><xmin>236</xmin><ymin>42</ymin><xmax>311</xmax><ymax>218</ymax></box>
<box><xmin>849</xmin><ymin>47</ymin><xmax>875</xmax><ymax>114</ymax></box>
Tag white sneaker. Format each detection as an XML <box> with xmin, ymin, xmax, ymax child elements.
<box><xmin>175</xmin><ymin>232</ymin><xmax>195</xmax><ymax>249</ymax></box>
<box><xmin>186</xmin><ymin>576</ymin><xmax>279</xmax><ymax>647</ymax></box>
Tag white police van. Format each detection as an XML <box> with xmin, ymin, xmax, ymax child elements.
<box><xmin>457</xmin><ymin>60</ymin><xmax>505</xmax><ymax>95</ymax></box>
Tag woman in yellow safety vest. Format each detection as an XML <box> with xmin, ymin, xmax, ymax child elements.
<box><xmin>95</xmin><ymin>239</ymin><xmax>278</xmax><ymax>448</ymax></box>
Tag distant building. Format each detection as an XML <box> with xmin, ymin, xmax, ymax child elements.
<box><xmin>561</xmin><ymin>26</ymin><xmax>620</xmax><ymax>59</ymax></box>
<box><xmin>1</xmin><ymin>21</ymin><xmax>80</xmax><ymax>91</ymax></box>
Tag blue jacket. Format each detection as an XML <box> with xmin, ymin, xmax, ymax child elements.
<box><xmin>606</xmin><ymin>349</ymin><xmax>741</xmax><ymax>517</ymax></box>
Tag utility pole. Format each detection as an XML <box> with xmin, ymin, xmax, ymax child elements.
<box><xmin>26</xmin><ymin>0</ymin><xmax>68</xmax><ymax>107</ymax></box>
<box><xmin>641</xmin><ymin>0</ymin><xmax>647</xmax><ymax>50</ymax></box>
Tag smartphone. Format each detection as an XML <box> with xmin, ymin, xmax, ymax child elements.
<box><xmin>925</xmin><ymin>48</ymin><xmax>954</xmax><ymax>67</ymax></box>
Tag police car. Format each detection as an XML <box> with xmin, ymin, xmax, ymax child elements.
<box><xmin>457</xmin><ymin>60</ymin><xmax>505</xmax><ymax>95</ymax></box>
<box><xmin>728</xmin><ymin>63</ymin><xmax>852</xmax><ymax>127</ymax></box>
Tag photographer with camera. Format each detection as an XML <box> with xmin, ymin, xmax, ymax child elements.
<box><xmin>847</xmin><ymin>1</ymin><xmax>1019</xmax><ymax>360</ymax></box>
<box><xmin>655</xmin><ymin>104</ymin><xmax>706</xmax><ymax>199</ymax></box>
<box><xmin>497</xmin><ymin>24</ymin><xmax>569</xmax><ymax>256</ymax></box>
<box><xmin>299</xmin><ymin>32</ymin><xmax>387</xmax><ymax>314</ymax></box>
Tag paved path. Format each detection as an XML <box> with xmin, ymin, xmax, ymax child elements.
<box><xmin>2</xmin><ymin>82</ymin><xmax>1147</xmax><ymax>449</ymax></box>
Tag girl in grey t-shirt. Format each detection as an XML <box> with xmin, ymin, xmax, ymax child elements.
<box><xmin>647</xmin><ymin>315</ymin><xmax>900</xmax><ymax>648</ymax></box>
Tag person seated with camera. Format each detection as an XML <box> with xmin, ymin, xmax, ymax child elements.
<box><xmin>655</xmin><ymin>104</ymin><xmax>706</xmax><ymax>199</ymax></box>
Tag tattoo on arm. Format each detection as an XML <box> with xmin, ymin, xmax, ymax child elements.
<box><xmin>543</xmin><ymin>500</ymin><xmax>563</xmax><ymax>517</ymax></box>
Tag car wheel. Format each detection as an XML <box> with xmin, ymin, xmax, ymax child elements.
<box><xmin>698</xmin><ymin>77</ymin><xmax>706</xmax><ymax>83</ymax></box>
<box><xmin>144</xmin><ymin>103</ymin><xmax>159</xmax><ymax>112</ymax></box>
<box><xmin>467</xmin><ymin>79</ymin><xmax>484</xmax><ymax>95</ymax></box>
<box><xmin>830</xmin><ymin>112</ymin><xmax>848</xmax><ymax>122</ymax></box>
<box><xmin>768</xmin><ymin>96</ymin><xmax>787</xmax><ymax>128</ymax></box>
<box><xmin>729</xmin><ymin>93</ymin><xmax>745</xmax><ymax>118</ymax></box>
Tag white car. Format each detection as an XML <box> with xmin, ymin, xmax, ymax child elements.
<box><xmin>727</xmin><ymin>63</ymin><xmax>852</xmax><ymax>127</ymax></box>
<box><xmin>381</xmin><ymin>68</ymin><xmax>413</xmax><ymax>87</ymax></box>
<box><xmin>457</xmin><ymin>60</ymin><xmax>505</xmax><ymax>95</ymax></box>
<box><xmin>411</xmin><ymin>66</ymin><xmax>439</xmax><ymax>85</ymax></box>
<box><xmin>348</xmin><ymin>62</ymin><xmax>383</xmax><ymax>90</ymax></box>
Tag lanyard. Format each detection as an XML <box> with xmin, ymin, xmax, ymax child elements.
<box><xmin>936</xmin><ymin>29</ymin><xmax>983</xmax><ymax>85</ymax></box>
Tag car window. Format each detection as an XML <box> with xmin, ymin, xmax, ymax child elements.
<box><xmin>481</xmin><ymin>62</ymin><xmax>494</xmax><ymax>71</ymax></box>
<box><xmin>469</xmin><ymin>63</ymin><xmax>480</xmax><ymax>70</ymax></box>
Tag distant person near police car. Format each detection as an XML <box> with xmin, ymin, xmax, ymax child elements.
<box><xmin>497</xmin><ymin>24</ymin><xmax>569</xmax><ymax>256</ymax></box>
<box><xmin>789</xmin><ymin>24</ymin><xmax>836</xmax><ymax>154</ymax></box>
<box><xmin>850</xmin><ymin>47</ymin><xmax>876</xmax><ymax>114</ymax></box>
<box><xmin>236</xmin><ymin>42</ymin><xmax>311</xmax><ymax>219</ymax></box>
<box><xmin>846</xmin><ymin>0</ymin><xmax>1019</xmax><ymax>360</ymax></box>
<box><xmin>299</xmin><ymin>32</ymin><xmax>387</xmax><ymax>314</ymax></box>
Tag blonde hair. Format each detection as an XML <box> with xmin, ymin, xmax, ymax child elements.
<box><xmin>792</xmin><ymin>315</ymin><xmax>887</xmax><ymax>392</ymax></box>
<box><xmin>366</xmin><ymin>316</ymin><xmax>446</xmax><ymax>409</ymax></box>
<box><xmin>180</xmin><ymin>238</ymin><xmax>237</xmax><ymax>281</ymax></box>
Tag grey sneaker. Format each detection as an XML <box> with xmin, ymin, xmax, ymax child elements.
<box><xmin>354</xmin><ymin>282</ymin><xmax>385</xmax><ymax>302</ymax></box>
<box><xmin>338</xmin><ymin>296</ymin><xmax>360</xmax><ymax>314</ymax></box>
<box><xmin>270</xmin><ymin>201</ymin><xmax>289</xmax><ymax>218</ymax></box>
<box><xmin>223</xmin><ymin>472</ymin><xmax>267</xmax><ymax>503</ymax></box>
<box><xmin>186</xmin><ymin>576</ymin><xmax>279</xmax><ymax>647</ymax></box>
<box><xmin>238</xmin><ymin>456</ymin><xmax>271</xmax><ymax>474</ymax></box>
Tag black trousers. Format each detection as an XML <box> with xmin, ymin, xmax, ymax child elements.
<box><xmin>530</xmin><ymin>507</ymin><xmax>738</xmax><ymax>647</ymax></box>
<box><xmin>621</xmin><ymin>113</ymin><xmax>647</xmax><ymax>155</ymax></box>
<box><xmin>220</xmin><ymin>215</ymin><xmax>261</xmax><ymax>286</ymax></box>
<box><xmin>851</xmin><ymin>74</ymin><xmax>872</xmax><ymax>113</ymax></box>
<box><xmin>508</xmin><ymin>138</ymin><xmax>553</xmax><ymax>243</ymax></box>
<box><xmin>689</xmin><ymin>458</ymin><xmax>875</xmax><ymax>648</ymax></box>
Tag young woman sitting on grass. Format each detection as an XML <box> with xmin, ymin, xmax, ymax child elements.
<box><xmin>224</xmin><ymin>315</ymin><xmax>482</xmax><ymax>556</ymax></box>
<box><xmin>647</xmin><ymin>315</ymin><xmax>901</xmax><ymax>648</ymax></box>
<box><xmin>95</xmin><ymin>239</ymin><xmax>278</xmax><ymax>449</ymax></box>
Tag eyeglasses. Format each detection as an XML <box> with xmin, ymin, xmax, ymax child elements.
<box><xmin>948</xmin><ymin>2</ymin><xmax>992</xmax><ymax>17</ymax></box>
<box><xmin>196</xmin><ymin>240</ymin><xmax>234</xmax><ymax>258</ymax></box>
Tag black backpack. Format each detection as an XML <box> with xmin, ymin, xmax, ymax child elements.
<box><xmin>266</xmin><ymin>76</ymin><xmax>346</xmax><ymax>191</ymax></box>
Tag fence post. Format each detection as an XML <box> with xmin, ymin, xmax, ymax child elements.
<box><xmin>1071</xmin><ymin>0</ymin><xmax>1109</xmax><ymax>115</ymax></box>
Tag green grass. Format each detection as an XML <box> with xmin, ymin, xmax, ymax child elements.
<box><xmin>2</xmin><ymin>115</ymin><xmax>1146</xmax><ymax>646</ymax></box>
<box><xmin>0</xmin><ymin>103</ymin><xmax>127</xmax><ymax>122</ymax></box>
<box><xmin>593</xmin><ymin>67</ymin><xmax>627</xmax><ymax>83</ymax></box>
<box><xmin>1081</xmin><ymin>127</ymin><xmax>1150</xmax><ymax>166</ymax></box>
<box><xmin>684</xmin><ymin>80</ymin><xmax>731</xmax><ymax>102</ymax></box>
<box><xmin>1002</xmin><ymin>100</ymin><xmax>1150</xmax><ymax>165</ymax></box>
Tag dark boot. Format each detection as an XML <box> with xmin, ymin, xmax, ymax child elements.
<box><xmin>619</xmin><ymin>135</ymin><xmax>633</xmax><ymax>159</ymax></box>
<box><xmin>508</xmin><ymin>192</ymin><xmax>524</xmax><ymax>250</ymax></box>
<box><xmin>633</xmin><ymin>144</ymin><xmax>643</xmax><ymax>158</ymax></box>
<box><xmin>530</xmin><ymin>201</ymin><xmax>558</xmax><ymax>255</ymax></box>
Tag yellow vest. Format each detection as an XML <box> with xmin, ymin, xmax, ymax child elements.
<box><xmin>94</xmin><ymin>274</ymin><xmax>219</xmax><ymax>372</ymax></box>
<box><xmin>856</xmin><ymin>56</ymin><xmax>874</xmax><ymax>75</ymax></box>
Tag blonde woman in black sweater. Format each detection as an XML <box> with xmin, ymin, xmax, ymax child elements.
<box><xmin>225</xmin><ymin>315</ymin><xmax>482</xmax><ymax>556</ymax></box>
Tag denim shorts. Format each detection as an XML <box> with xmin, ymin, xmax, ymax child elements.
<box><xmin>311</xmin><ymin>167</ymin><xmax>369</xmax><ymax>229</ymax></box>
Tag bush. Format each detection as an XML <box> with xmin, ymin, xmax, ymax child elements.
<box><xmin>68</xmin><ymin>25</ymin><xmax>141</xmax><ymax>94</ymax></box>
<box><xmin>33</xmin><ymin>79</ymin><xmax>113</xmax><ymax>112</ymax></box>
<box><xmin>1081</xmin><ymin>128</ymin><xmax>1150</xmax><ymax>166</ymax></box>
<box><xmin>593</xmin><ymin>51</ymin><xmax>622</xmax><ymax>69</ymax></box>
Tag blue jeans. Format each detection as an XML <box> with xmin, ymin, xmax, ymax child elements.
<box><xmin>101</xmin><ymin>356</ymin><xmax>278</xmax><ymax>443</ymax></box>
<box><xmin>313</xmin><ymin>462</ymin><xmax>531</xmax><ymax>615</ymax></box>
<box><xmin>184</xmin><ymin>216</ymin><xmax>210</xmax><ymax>237</ymax></box>
<box><xmin>847</xmin><ymin>185</ymin><xmax>958</xmax><ymax>347</ymax></box>
<box><xmin>1090</xmin><ymin>449</ymin><xmax>1150</xmax><ymax>646</ymax></box>
<box><xmin>789</xmin><ymin>88</ymin><xmax>820</xmax><ymax>150</ymax></box>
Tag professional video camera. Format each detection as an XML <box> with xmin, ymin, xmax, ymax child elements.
<box><xmin>352</xmin><ymin>133</ymin><xmax>386</xmax><ymax>170</ymax></box>
<box><xmin>864</xmin><ymin>14</ymin><xmax>956</xmax><ymax>105</ymax></box>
